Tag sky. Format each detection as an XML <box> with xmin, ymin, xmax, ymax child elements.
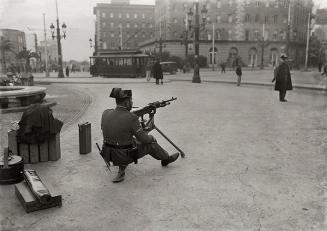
<box><xmin>0</xmin><ymin>0</ymin><xmax>155</xmax><ymax>61</ymax></box>
<box><xmin>0</xmin><ymin>0</ymin><xmax>326</xmax><ymax>61</ymax></box>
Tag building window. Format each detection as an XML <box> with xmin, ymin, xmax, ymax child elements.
<box><xmin>102</xmin><ymin>12</ymin><xmax>106</xmax><ymax>18</ymax></box>
<box><xmin>273</xmin><ymin>30</ymin><xmax>278</xmax><ymax>40</ymax></box>
<box><xmin>174</xmin><ymin>18</ymin><xmax>178</xmax><ymax>24</ymax></box>
<box><xmin>245</xmin><ymin>30</ymin><xmax>249</xmax><ymax>41</ymax></box>
<box><xmin>217</xmin><ymin>15</ymin><xmax>221</xmax><ymax>23</ymax></box>
<box><xmin>245</xmin><ymin>14</ymin><xmax>250</xmax><ymax>23</ymax></box>
<box><xmin>126</xmin><ymin>23</ymin><xmax>130</xmax><ymax>28</ymax></box>
<box><xmin>110</xmin><ymin>13</ymin><xmax>114</xmax><ymax>18</ymax></box>
<box><xmin>255</xmin><ymin>14</ymin><xmax>259</xmax><ymax>22</ymax></box>
<box><xmin>265</xmin><ymin>16</ymin><xmax>269</xmax><ymax>24</ymax></box>
<box><xmin>217</xmin><ymin>0</ymin><xmax>221</xmax><ymax>8</ymax></box>
<box><xmin>111</xmin><ymin>33</ymin><xmax>115</xmax><ymax>38</ymax></box>
<box><xmin>228</xmin><ymin>15</ymin><xmax>232</xmax><ymax>23</ymax></box>
<box><xmin>134</xmin><ymin>23</ymin><xmax>138</xmax><ymax>28</ymax></box>
<box><xmin>273</xmin><ymin>15</ymin><xmax>278</xmax><ymax>24</ymax></box>
<box><xmin>103</xmin><ymin>42</ymin><xmax>107</xmax><ymax>49</ymax></box>
<box><xmin>255</xmin><ymin>1</ymin><xmax>260</xmax><ymax>7</ymax></box>
<box><xmin>254</xmin><ymin>30</ymin><xmax>259</xmax><ymax>40</ymax></box>
<box><xmin>228</xmin><ymin>0</ymin><xmax>232</xmax><ymax>7</ymax></box>
<box><xmin>134</xmin><ymin>13</ymin><xmax>138</xmax><ymax>19</ymax></box>
<box><xmin>102</xmin><ymin>22</ymin><xmax>106</xmax><ymax>27</ymax></box>
<box><xmin>265</xmin><ymin>1</ymin><xmax>269</xmax><ymax>7</ymax></box>
<box><xmin>142</xmin><ymin>23</ymin><xmax>145</xmax><ymax>28</ymax></box>
<box><xmin>135</xmin><ymin>34</ymin><xmax>138</xmax><ymax>38</ymax></box>
<box><xmin>275</xmin><ymin>0</ymin><xmax>279</xmax><ymax>8</ymax></box>
<box><xmin>118</xmin><ymin>13</ymin><xmax>122</xmax><ymax>18</ymax></box>
<box><xmin>228</xmin><ymin>30</ymin><xmax>232</xmax><ymax>40</ymax></box>
<box><xmin>142</xmin><ymin>33</ymin><xmax>146</xmax><ymax>38</ymax></box>
<box><xmin>110</xmin><ymin>22</ymin><xmax>114</xmax><ymax>28</ymax></box>
<box><xmin>149</xmin><ymin>24</ymin><xmax>153</xmax><ymax>28</ymax></box>
<box><xmin>126</xmin><ymin>13</ymin><xmax>130</xmax><ymax>18</ymax></box>
<box><xmin>142</xmin><ymin>13</ymin><xmax>145</xmax><ymax>19</ymax></box>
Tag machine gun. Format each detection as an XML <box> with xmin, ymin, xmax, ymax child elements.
<box><xmin>132</xmin><ymin>97</ymin><xmax>185</xmax><ymax>158</ymax></box>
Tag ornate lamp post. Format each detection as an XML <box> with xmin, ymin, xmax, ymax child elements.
<box><xmin>89</xmin><ymin>38</ymin><xmax>97</xmax><ymax>56</ymax></box>
<box><xmin>50</xmin><ymin>0</ymin><xmax>67</xmax><ymax>78</ymax></box>
<box><xmin>187</xmin><ymin>1</ymin><xmax>208</xmax><ymax>83</ymax></box>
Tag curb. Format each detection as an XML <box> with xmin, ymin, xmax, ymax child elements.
<box><xmin>170</xmin><ymin>79</ymin><xmax>327</xmax><ymax>92</ymax></box>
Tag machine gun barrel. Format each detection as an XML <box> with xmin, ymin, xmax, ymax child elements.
<box><xmin>133</xmin><ymin>97</ymin><xmax>177</xmax><ymax>117</ymax></box>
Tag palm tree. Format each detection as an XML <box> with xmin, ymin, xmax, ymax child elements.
<box><xmin>0</xmin><ymin>37</ymin><xmax>15</xmax><ymax>73</ymax></box>
<box><xmin>16</xmin><ymin>47</ymin><xmax>39</xmax><ymax>73</ymax></box>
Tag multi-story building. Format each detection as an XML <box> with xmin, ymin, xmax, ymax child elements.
<box><xmin>139</xmin><ymin>0</ymin><xmax>313</xmax><ymax>68</ymax></box>
<box><xmin>0</xmin><ymin>28</ymin><xmax>26</xmax><ymax>72</ymax></box>
<box><xmin>93</xmin><ymin>0</ymin><xmax>155</xmax><ymax>54</ymax></box>
<box><xmin>38</xmin><ymin>40</ymin><xmax>58</xmax><ymax>71</ymax></box>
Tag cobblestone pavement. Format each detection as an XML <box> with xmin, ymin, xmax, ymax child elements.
<box><xmin>1</xmin><ymin>81</ymin><xmax>327</xmax><ymax>231</ymax></box>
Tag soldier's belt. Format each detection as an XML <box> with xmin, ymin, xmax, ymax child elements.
<box><xmin>104</xmin><ymin>142</ymin><xmax>133</xmax><ymax>149</ymax></box>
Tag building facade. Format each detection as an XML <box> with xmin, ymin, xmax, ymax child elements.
<box><xmin>93</xmin><ymin>0</ymin><xmax>155</xmax><ymax>54</ymax></box>
<box><xmin>38</xmin><ymin>40</ymin><xmax>59</xmax><ymax>71</ymax></box>
<box><xmin>139</xmin><ymin>0</ymin><xmax>313</xmax><ymax>68</ymax></box>
<box><xmin>0</xmin><ymin>28</ymin><xmax>26</xmax><ymax>72</ymax></box>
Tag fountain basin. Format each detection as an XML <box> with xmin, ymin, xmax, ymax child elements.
<box><xmin>0</xmin><ymin>86</ymin><xmax>47</xmax><ymax>109</ymax></box>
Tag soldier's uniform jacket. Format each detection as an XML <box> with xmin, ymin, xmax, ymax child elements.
<box><xmin>101</xmin><ymin>106</ymin><xmax>154</xmax><ymax>166</ymax></box>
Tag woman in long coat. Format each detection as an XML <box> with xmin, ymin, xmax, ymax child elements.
<box><xmin>152</xmin><ymin>60</ymin><xmax>163</xmax><ymax>85</ymax></box>
<box><xmin>272</xmin><ymin>54</ymin><xmax>293</xmax><ymax>102</ymax></box>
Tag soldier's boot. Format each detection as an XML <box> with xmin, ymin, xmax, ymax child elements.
<box><xmin>112</xmin><ymin>166</ymin><xmax>126</xmax><ymax>183</ymax></box>
<box><xmin>161</xmin><ymin>153</ymin><xmax>179</xmax><ymax>167</ymax></box>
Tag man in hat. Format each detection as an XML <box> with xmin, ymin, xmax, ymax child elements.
<box><xmin>272</xmin><ymin>54</ymin><xmax>293</xmax><ymax>102</ymax></box>
<box><xmin>101</xmin><ymin>88</ymin><xmax>179</xmax><ymax>183</ymax></box>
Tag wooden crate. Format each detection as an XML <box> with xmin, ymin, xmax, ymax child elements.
<box><xmin>15</xmin><ymin>181</ymin><xmax>62</xmax><ymax>213</ymax></box>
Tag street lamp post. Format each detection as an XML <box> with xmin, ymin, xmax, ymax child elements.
<box><xmin>187</xmin><ymin>2</ymin><xmax>207</xmax><ymax>83</ymax></box>
<box><xmin>50</xmin><ymin>0</ymin><xmax>67</xmax><ymax>78</ymax></box>
<box><xmin>180</xmin><ymin>30</ymin><xmax>189</xmax><ymax>59</ymax></box>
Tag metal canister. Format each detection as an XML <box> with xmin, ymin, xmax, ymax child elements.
<box><xmin>78</xmin><ymin>122</ymin><xmax>91</xmax><ymax>154</ymax></box>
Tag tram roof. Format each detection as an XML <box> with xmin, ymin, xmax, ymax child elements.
<box><xmin>90</xmin><ymin>50</ymin><xmax>149</xmax><ymax>58</ymax></box>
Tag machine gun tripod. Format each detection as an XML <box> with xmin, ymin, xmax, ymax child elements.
<box><xmin>133</xmin><ymin>97</ymin><xmax>185</xmax><ymax>158</ymax></box>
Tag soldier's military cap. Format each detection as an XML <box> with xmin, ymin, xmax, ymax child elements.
<box><xmin>109</xmin><ymin>88</ymin><xmax>132</xmax><ymax>99</ymax></box>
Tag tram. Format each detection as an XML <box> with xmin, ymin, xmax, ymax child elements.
<box><xmin>89</xmin><ymin>50</ymin><xmax>151</xmax><ymax>78</ymax></box>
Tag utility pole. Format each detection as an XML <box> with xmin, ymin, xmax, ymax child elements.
<box><xmin>119</xmin><ymin>24</ymin><xmax>123</xmax><ymax>50</ymax></box>
<box><xmin>286</xmin><ymin>0</ymin><xmax>291</xmax><ymax>56</ymax></box>
<box><xmin>304</xmin><ymin>11</ymin><xmax>311</xmax><ymax>71</ymax></box>
<box><xmin>211</xmin><ymin>22</ymin><xmax>215</xmax><ymax>71</ymax></box>
<box><xmin>43</xmin><ymin>13</ymin><xmax>49</xmax><ymax>77</ymax></box>
<box><xmin>192</xmin><ymin>1</ymin><xmax>201</xmax><ymax>83</ymax></box>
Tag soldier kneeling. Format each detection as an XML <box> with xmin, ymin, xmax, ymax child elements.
<box><xmin>101</xmin><ymin>88</ymin><xmax>179</xmax><ymax>183</ymax></box>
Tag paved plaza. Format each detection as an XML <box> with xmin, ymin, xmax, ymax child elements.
<box><xmin>1</xmin><ymin>70</ymin><xmax>327</xmax><ymax>231</ymax></box>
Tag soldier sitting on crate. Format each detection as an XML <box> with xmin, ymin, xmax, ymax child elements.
<box><xmin>101</xmin><ymin>88</ymin><xmax>179</xmax><ymax>183</ymax></box>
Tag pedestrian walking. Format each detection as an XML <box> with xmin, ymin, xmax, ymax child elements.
<box><xmin>236</xmin><ymin>65</ymin><xmax>242</xmax><ymax>86</ymax></box>
<box><xmin>65</xmin><ymin>66</ymin><xmax>70</xmax><ymax>77</ymax></box>
<box><xmin>100</xmin><ymin>88</ymin><xmax>179</xmax><ymax>183</ymax></box>
<box><xmin>318</xmin><ymin>62</ymin><xmax>323</xmax><ymax>72</ymax></box>
<box><xmin>272</xmin><ymin>54</ymin><xmax>293</xmax><ymax>102</ymax></box>
<box><xmin>152</xmin><ymin>59</ymin><xmax>163</xmax><ymax>85</ymax></box>
<box><xmin>321</xmin><ymin>63</ymin><xmax>327</xmax><ymax>76</ymax></box>
<box><xmin>145</xmin><ymin>62</ymin><xmax>152</xmax><ymax>81</ymax></box>
<box><xmin>220</xmin><ymin>62</ymin><xmax>226</xmax><ymax>73</ymax></box>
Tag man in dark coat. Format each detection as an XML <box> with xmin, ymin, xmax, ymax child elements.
<box><xmin>236</xmin><ymin>65</ymin><xmax>242</xmax><ymax>86</ymax></box>
<box><xmin>272</xmin><ymin>54</ymin><xmax>293</xmax><ymax>102</ymax></box>
<box><xmin>101</xmin><ymin>88</ymin><xmax>179</xmax><ymax>183</ymax></box>
<box><xmin>152</xmin><ymin>59</ymin><xmax>163</xmax><ymax>85</ymax></box>
<box><xmin>65</xmin><ymin>66</ymin><xmax>70</xmax><ymax>77</ymax></box>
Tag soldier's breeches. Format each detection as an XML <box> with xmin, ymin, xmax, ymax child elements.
<box><xmin>137</xmin><ymin>143</ymin><xmax>169</xmax><ymax>161</ymax></box>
